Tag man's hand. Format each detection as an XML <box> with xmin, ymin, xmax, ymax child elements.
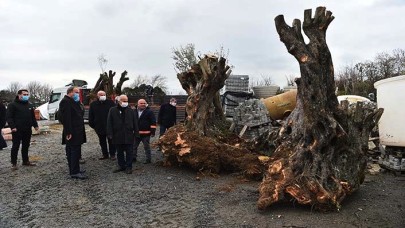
<box><xmin>34</xmin><ymin>127</ymin><xmax>39</xmax><ymax>131</ymax></box>
<box><xmin>66</xmin><ymin>134</ymin><xmax>72</xmax><ymax>140</ymax></box>
<box><xmin>11</xmin><ymin>128</ymin><xmax>17</xmax><ymax>132</ymax></box>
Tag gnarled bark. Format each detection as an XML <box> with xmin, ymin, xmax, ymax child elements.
<box><xmin>258</xmin><ymin>7</ymin><xmax>383</xmax><ymax>211</ymax></box>
<box><xmin>178</xmin><ymin>55</ymin><xmax>232</xmax><ymax>136</ymax></box>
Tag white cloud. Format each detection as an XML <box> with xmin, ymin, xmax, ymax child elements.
<box><xmin>0</xmin><ymin>0</ymin><xmax>404</xmax><ymax>92</ymax></box>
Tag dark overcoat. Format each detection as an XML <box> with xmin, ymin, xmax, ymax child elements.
<box><xmin>158</xmin><ymin>103</ymin><xmax>176</xmax><ymax>128</ymax></box>
<box><xmin>106</xmin><ymin>106</ymin><xmax>139</xmax><ymax>144</ymax></box>
<box><xmin>88</xmin><ymin>99</ymin><xmax>115</xmax><ymax>135</ymax></box>
<box><xmin>59</xmin><ymin>95</ymin><xmax>86</xmax><ymax>145</ymax></box>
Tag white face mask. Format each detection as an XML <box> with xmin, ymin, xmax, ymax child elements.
<box><xmin>120</xmin><ymin>102</ymin><xmax>128</xmax><ymax>108</ymax></box>
<box><xmin>170</xmin><ymin>102</ymin><xmax>177</xmax><ymax>107</ymax></box>
<box><xmin>99</xmin><ymin>95</ymin><xmax>106</xmax><ymax>101</ymax></box>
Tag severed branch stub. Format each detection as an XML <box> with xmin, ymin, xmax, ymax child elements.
<box><xmin>258</xmin><ymin>7</ymin><xmax>383</xmax><ymax>211</ymax></box>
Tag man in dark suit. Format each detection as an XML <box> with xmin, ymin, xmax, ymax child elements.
<box><xmin>59</xmin><ymin>86</ymin><xmax>87</xmax><ymax>179</ymax></box>
<box><xmin>89</xmin><ymin>90</ymin><xmax>116</xmax><ymax>160</ymax></box>
<box><xmin>107</xmin><ymin>95</ymin><xmax>139</xmax><ymax>174</ymax></box>
<box><xmin>158</xmin><ymin>97</ymin><xmax>177</xmax><ymax>137</ymax></box>
<box><xmin>6</xmin><ymin>89</ymin><xmax>39</xmax><ymax>171</ymax></box>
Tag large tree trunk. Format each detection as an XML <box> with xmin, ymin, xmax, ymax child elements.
<box><xmin>91</xmin><ymin>70</ymin><xmax>129</xmax><ymax>99</ymax></box>
<box><xmin>178</xmin><ymin>55</ymin><xmax>232</xmax><ymax>136</ymax></box>
<box><xmin>258</xmin><ymin>7</ymin><xmax>383</xmax><ymax>211</ymax></box>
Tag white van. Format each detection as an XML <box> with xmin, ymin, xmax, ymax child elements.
<box><xmin>48</xmin><ymin>80</ymin><xmax>92</xmax><ymax>120</ymax></box>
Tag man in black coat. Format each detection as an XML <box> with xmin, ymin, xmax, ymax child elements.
<box><xmin>89</xmin><ymin>90</ymin><xmax>116</xmax><ymax>160</ymax></box>
<box><xmin>0</xmin><ymin>101</ymin><xmax>8</xmax><ymax>150</ymax></box>
<box><xmin>158</xmin><ymin>97</ymin><xmax>177</xmax><ymax>136</ymax></box>
<box><xmin>59</xmin><ymin>86</ymin><xmax>87</xmax><ymax>179</ymax></box>
<box><xmin>6</xmin><ymin>89</ymin><xmax>39</xmax><ymax>171</ymax></box>
<box><xmin>107</xmin><ymin>95</ymin><xmax>139</xmax><ymax>174</ymax></box>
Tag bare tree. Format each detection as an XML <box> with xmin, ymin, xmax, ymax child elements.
<box><xmin>130</xmin><ymin>75</ymin><xmax>149</xmax><ymax>88</ymax></box>
<box><xmin>285</xmin><ymin>75</ymin><xmax>296</xmax><ymax>86</ymax></box>
<box><xmin>27</xmin><ymin>81</ymin><xmax>43</xmax><ymax>102</ymax></box>
<box><xmin>98</xmin><ymin>54</ymin><xmax>108</xmax><ymax>73</ymax></box>
<box><xmin>7</xmin><ymin>82</ymin><xmax>23</xmax><ymax>95</ymax></box>
<box><xmin>150</xmin><ymin>74</ymin><xmax>168</xmax><ymax>92</ymax></box>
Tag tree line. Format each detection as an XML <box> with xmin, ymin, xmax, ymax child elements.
<box><xmin>0</xmin><ymin>81</ymin><xmax>53</xmax><ymax>106</ymax></box>
<box><xmin>335</xmin><ymin>48</ymin><xmax>405</xmax><ymax>97</ymax></box>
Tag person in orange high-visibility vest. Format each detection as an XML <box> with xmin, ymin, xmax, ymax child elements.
<box><xmin>133</xmin><ymin>99</ymin><xmax>156</xmax><ymax>164</ymax></box>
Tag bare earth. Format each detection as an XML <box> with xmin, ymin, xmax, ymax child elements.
<box><xmin>0</xmin><ymin>122</ymin><xmax>404</xmax><ymax>228</ymax></box>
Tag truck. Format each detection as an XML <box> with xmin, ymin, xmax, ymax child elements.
<box><xmin>47</xmin><ymin>79</ymin><xmax>92</xmax><ymax>120</ymax></box>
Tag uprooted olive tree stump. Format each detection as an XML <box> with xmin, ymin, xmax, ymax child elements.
<box><xmin>158</xmin><ymin>55</ymin><xmax>265</xmax><ymax>178</ymax></box>
<box><xmin>257</xmin><ymin>7</ymin><xmax>383</xmax><ymax>211</ymax></box>
<box><xmin>90</xmin><ymin>70</ymin><xmax>129</xmax><ymax>99</ymax></box>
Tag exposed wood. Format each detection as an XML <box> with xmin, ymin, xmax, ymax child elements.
<box><xmin>257</xmin><ymin>7</ymin><xmax>383</xmax><ymax>211</ymax></box>
<box><xmin>177</xmin><ymin>55</ymin><xmax>232</xmax><ymax>136</ymax></box>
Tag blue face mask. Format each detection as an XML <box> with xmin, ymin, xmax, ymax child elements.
<box><xmin>73</xmin><ymin>93</ymin><xmax>80</xmax><ymax>102</ymax></box>
<box><xmin>21</xmin><ymin>95</ymin><xmax>29</xmax><ymax>102</ymax></box>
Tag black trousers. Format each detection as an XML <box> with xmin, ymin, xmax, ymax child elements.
<box><xmin>65</xmin><ymin>144</ymin><xmax>81</xmax><ymax>175</ymax></box>
<box><xmin>0</xmin><ymin>133</ymin><xmax>7</xmax><ymax>149</ymax></box>
<box><xmin>97</xmin><ymin>133</ymin><xmax>116</xmax><ymax>157</ymax></box>
<box><xmin>11</xmin><ymin>129</ymin><xmax>32</xmax><ymax>165</ymax></box>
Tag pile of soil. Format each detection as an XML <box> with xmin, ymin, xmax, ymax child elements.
<box><xmin>158</xmin><ymin>125</ymin><xmax>265</xmax><ymax>179</ymax></box>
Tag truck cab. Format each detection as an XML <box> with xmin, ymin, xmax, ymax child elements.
<box><xmin>48</xmin><ymin>80</ymin><xmax>92</xmax><ymax>120</ymax></box>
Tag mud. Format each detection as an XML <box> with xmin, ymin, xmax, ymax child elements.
<box><xmin>0</xmin><ymin>122</ymin><xmax>404</xmax><ymax>227</ymax></box>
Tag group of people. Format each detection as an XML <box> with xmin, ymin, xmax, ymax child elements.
<box><xmin>1</xmin><ymin>87</ymin><xmax>178</xmax><ymax>180</ymax></box>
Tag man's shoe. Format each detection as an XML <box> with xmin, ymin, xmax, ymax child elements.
<box><xmin>71</xmin><ymin>173</ymin><xmax>88</xmax><ymax>180</ymax></box>
<box><xmin>79</xmin><ymin>169</ymin><xmax>86</xmax><ymax>174</ymax></box>
<box><xmin>79</xmin><ymin>159</ymin><xmax>86</xmax><ymax>164</ymax></box>
<box><xmin>143</xmin><ymin>160</ymin><xmax>151</xmax><ymax>164</ymax></box>
<box><xmin>132</xmin><ymin>158</ymin><xmax>137</xmax><ymax>163</ymax></box>
<box><xmin>125</xmin><ymin>168</ymin><xmax>132</xmax><ymax>174</ymax></box>
<box><xmin>110</xmin><ymin>156</ymin><xmax>116</xmax><ymax>161</ymax></box>
<box><xmin>113</xmin><ymin>168</ymin><xmax>125</xmax><ymax>173</ymax></box>
<box><xmin>11</xmin><ymin>165</ymin><xmax>18</xmax><ymax>171</ymax></box>
<box><xmin>22</xmin><ymin>162</ymin><xmax>36</xmax><ymax>166</ymax></box>
<box><xmin>99</xmin><ymin>156</ymin><xmax>109</xmax><ymax>160</ymax></box>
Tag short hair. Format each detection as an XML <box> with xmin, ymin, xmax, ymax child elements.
<box><xmin>17</xmin><ymin>89</ymin><xmax>28</xmax><ymax>95</ymax></box>
<box><xmin>66</xmin><ymin>86</ymin><xmax>76</xmax><ymax>94</ymax></box>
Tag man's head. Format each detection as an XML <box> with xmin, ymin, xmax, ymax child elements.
<box><xmin>170</xmin><ymin>98</ymin><xmax>177</xmax><ymax>107</ymax></box>
<box><xmin>67</xmin><ymin>87</ymin><xmax>80</xmax><ymax>102</ymax></box>
<box><xmin>137</xmin><ymin>99</ymin><xmax>147</xmax><ymax>110</ymax></box>
<box><xmin>97</xmin><ymin>90</ymin><xmax>106</xmax><ymax>101</ymax></box>
<box><xmin>119</xmin><ymin>95</ymin><xmax>128</xmax><ymax>108</ymax></box>
<box><xmin>17</xmin><ymin>89</ymin><xmax>30</xmax><ymax>102</ymax></box>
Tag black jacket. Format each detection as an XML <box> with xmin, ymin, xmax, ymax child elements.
<box><xmin>135</xmin><ymin>107</ymin><xmax>156</xmax><ymax>137</ymax></box>
<box><xmin>89</xmin><ymin>99</ymin><xmax>115</xmax><ymax>135</ymax></box>
<box><xmin>107</xmin><ymin>106</ymin><xmax>139</xmax><ymax>144</ymax></box>
<box><xmin>0</xmin><ymin>102</ymin><xmax>6</xmax><ymax>129</ymax></box>
<box><xmin>158</xmin><ymin>103</ymin><xmax>176</xmax><ymax>128</ymax></box>
<box><xmin>6</xmin><ymin>97</ymin><xmax>38</xmax><ymax>131</ymax></box>
<box><xmin>59</xmin><ymin>95</ymin><xmax>86</xmax><ymax>145</ymax></box>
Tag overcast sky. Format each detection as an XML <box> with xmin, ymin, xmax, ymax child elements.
<box><xmin>1</xmin><ymin>0</ymin><xmax>404</xmax><ymax>94</ymax></box>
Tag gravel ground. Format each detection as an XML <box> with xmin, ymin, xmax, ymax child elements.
<box><xmin>0</xmin><ymin>121</ymin><xmax>404</xmax><ymax>228</ymax></box>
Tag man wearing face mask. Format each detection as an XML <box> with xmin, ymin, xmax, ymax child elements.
<box><xmin>157</xmin><ymin>97</ymin><xmax>177</xmax><ymax>137</ymax></box>
<box><xmin>89</xmin><ymin>90</ymin><xmax>116</xmax><ymax>160</ymax></box>
<box><xmin>133</xmin><ymin>99</ymin><xmax>156</xmax><ymax>164</ymax></box>
<box><xmin>6</xmin><ymin>89</ymin><xmax>39</xmax><ymax>171</ymax></box>
<box><xmin>59</xmin><ymin>86</ymin><xmax>87</xmax><ymax>179</ymax></box>
<box><xmin>106</xmin><ymin>95</ymin><xmax>139</xmax><ymax>174</ymax></box>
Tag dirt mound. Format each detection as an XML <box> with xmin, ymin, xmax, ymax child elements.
<box><xmin>158</xmin><ymin>125</ymin><xmax>265</xmax><ymax>180</ymax></box>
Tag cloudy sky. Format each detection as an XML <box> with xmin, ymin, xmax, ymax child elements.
<box><xmin>1</xmin><ymin>0</ymin><xmax>404</xmax><ymax>94</ymax></box>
